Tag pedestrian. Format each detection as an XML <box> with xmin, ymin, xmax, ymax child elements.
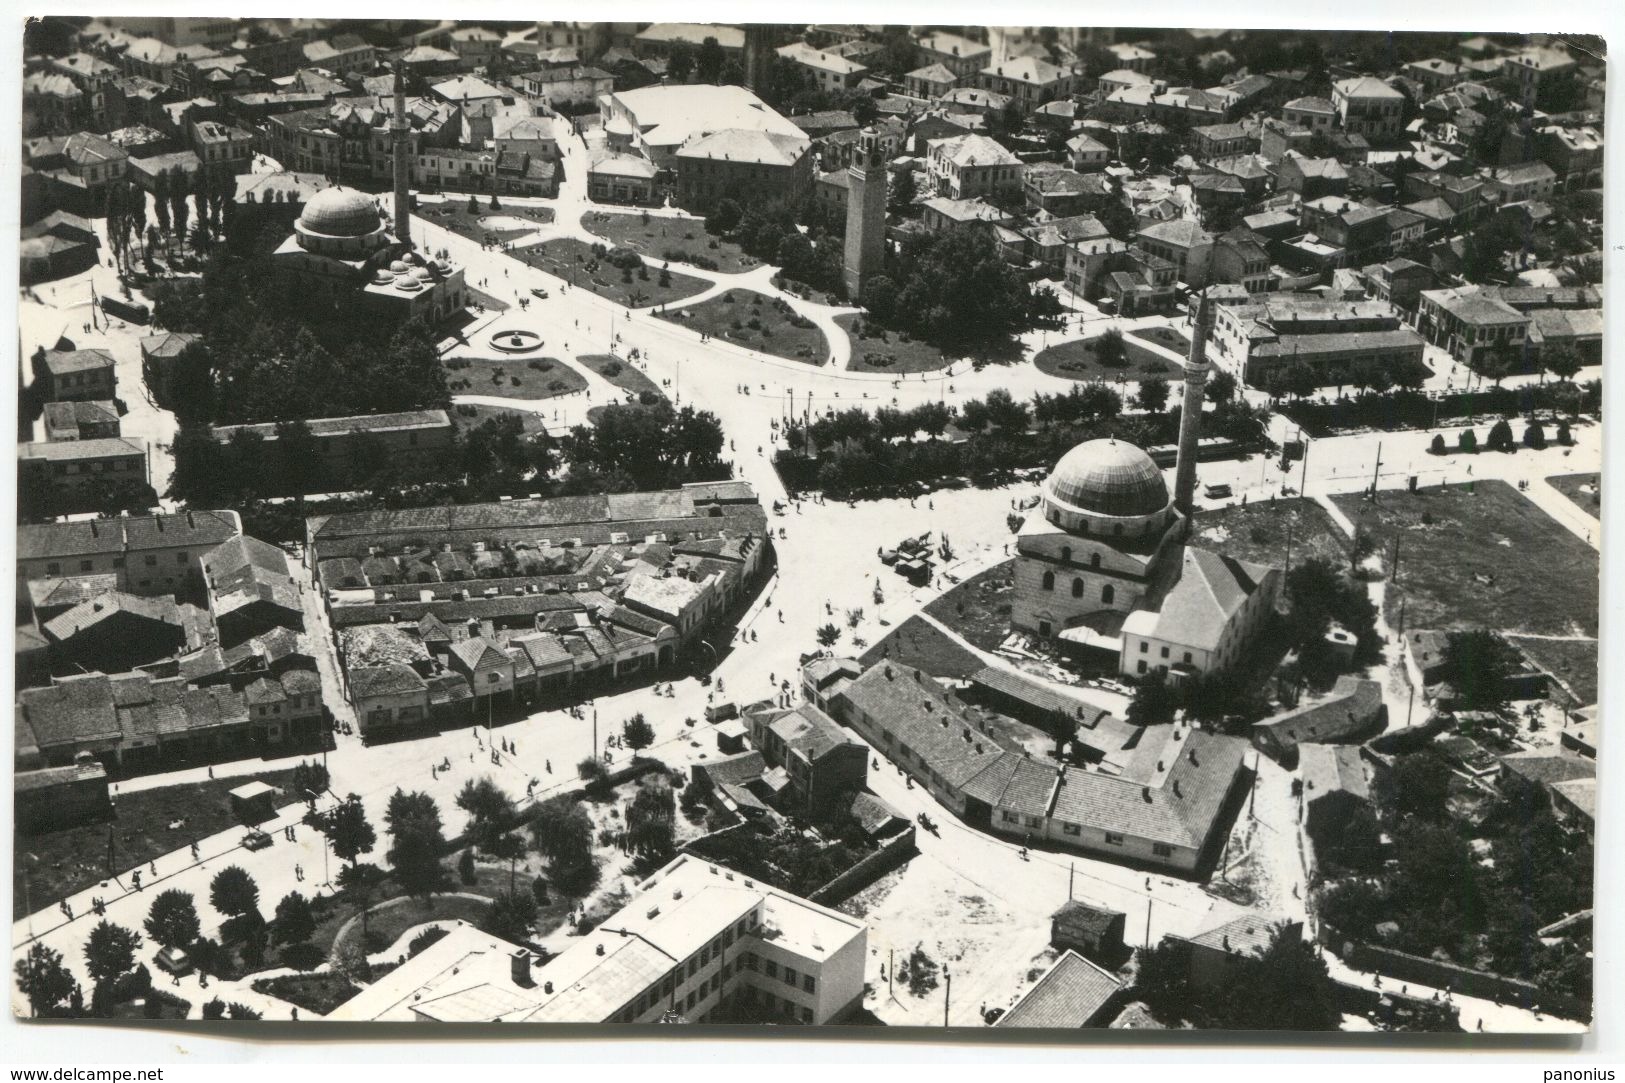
<box><xmin>546</xmin><ymin>759</ymin><xmax>552</xmax><ymax>773</ymax></box>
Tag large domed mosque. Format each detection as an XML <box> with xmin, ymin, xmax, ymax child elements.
<box><xmin>268</xmin><ymin>67</ymin><xmax>467</xmax><ymax>326</ymax></box>
<box><xmin>1012</xmin><ymin>302</ymin><xmax>1282</xmax><ymax>684</ymax></box>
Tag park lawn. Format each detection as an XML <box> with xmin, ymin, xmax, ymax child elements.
<box><xmin>13</xmin><ymin>767</ymin><xmax>314</xmax><ymax>921</ymax></box>
<box><xmin>1547</xmin><ymin>472</ymin><xmax>1600</xmax><ymax>518</ymax></box>
<box><xmin>333</xmin><ymin>892</ymin><xmax>494</xmax><ymax>958</ymax></box>
<box><xmin>582</xmin><ymin>210</ymin><xmax>758</xmax><ymax>274</ymax></box>
<box><xmin>1189</xmin><ymin>497</ymin><xmax>1350</xmax><ymax>570</ymax></box>
<box><xmin>859</xmin><ymin>614</ymin><xmax>984</xmax><ymax>680</ymax></box>
<box><xmin>924</xmin><ymin>560</ymin><xmax>1016</xmax><ymax>653</ymax></box>
<box><xmin>442</xmin><ymin>356</ymin><xmax>585</xmax><ymax>400</ymax></box>
<box><xmin>1127</xmin><ymin>325</ymin><xmax>1191</xmax><ymax>355</ymax></box>
<box><xmin>251</xmin><ymin>971</ymin><xmax>360</xmax><ymax>1017</ymax></box>
<box><xmin>422</xmin><ymin>200</ymin><xmax>555</xmax><ymax>243</ymax></box>
<box><xmin>452</xmin><ymin>403</ymin><xmax>552</xmax><ymax>435</ymax></box>
<box><xmin>577</xmin><ymin>353</ymin><xmax>665</xmax><ymax>401</ymax></box>
<box><xmin>512</xmin><ymin>238</ymin><xmax>711</xmax><ymax>308</ymax></box>
<box><xmin>1034</xmin><ymin>336</ymin><xmax>1178</xmax><ymax>382</ymax></box>
<box><xmin>657</xmin><ymin>290</ymin><xmax>830</xmax><ymax>365</ymax></box>
<box><xmin>1332</xmin><ymin>481</ymin><xmax>1598</xmax><ymax>703</ymax></box>
<box><xmin>837</xmin><ymin>314</ymin><xmax>958</xmax><ymax>374</ymax></box>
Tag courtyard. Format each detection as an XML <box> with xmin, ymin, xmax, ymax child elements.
<box><xmin>657</xmin><ymin>290</ymin><xmax>831</xmax><ymax>365</ymax></box>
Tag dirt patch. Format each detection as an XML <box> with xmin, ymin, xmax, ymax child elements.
<box><xmin>924</xmin><ymin>559</ymin><xmax>1016</xmax><ymax>653</ymax></box>
<box><xmin>859</xmin><ymin>615</ymin><xmax>983</xmax><ymax>679</ymax></box>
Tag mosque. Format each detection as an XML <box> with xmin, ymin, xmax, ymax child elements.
<box><xmin>1011</xmin><ymin>297</ymin><xmax>1281</xmax><ymax>685</ymax></box>
<box><xmin>268</xmin><ymin>67</ymin><xmax>467</xmax><ymax>326</ymax></box>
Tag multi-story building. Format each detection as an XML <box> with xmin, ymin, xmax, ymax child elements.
<box><xmin>19</xmin><ymin>438</ymin><xmax>150</xmax><ymax>513</ymax></box>
<box><xmin>976</xmin><ymin>55</ymin><xmax>1077</xmax><ymax>109</ymax></box>
<box><xmin>42</xmin><ymin>400</ymin><xmax>121</xmax><ymax>442</ymax></box>
<box><xmin>332</xmin><ymin>854</ymin><xmax>868</xmax><ymax>1024</ymax></box>
<box><xmin>1211</xmin><ymin>228</ymin><xmax>1273</xmax><ymax>294</ymax></box>
<box><xmin>1502</xmin><ymin>46</ymin><xmax>1577</xmax><ymax>108</ymax></box>
<box><xmin>597</xmin><ymin>83</ymin><xmax>804</xmax><ymax>170</ymax></box>
<box><xmin>915</xmin><ymin>31</ymin><xmax>991</xmax><ymax>79</ymax></box>
<box><xmin>1537</xmin><ymin>125</ymin><xmax>1603</xmax><ymax>192</ymax></box>
<box><xmin>210</xmin><ymin>410</ymin><xmax>455</xmax><ymax>495</ymax></box>
<box><xmin>1281</xmin><ymin>95</ymin><xmax>1336</xmax><ymax>132</ymax></box>
<box><xmin>1190</xmin><ymin>122</ymin><xmax>1255</xmax><ymax>159</ymax></box>
<box><xmin>1331</xmin><ymin>76</ymin><xmax>1405</xmax><ymax>140</ymax></box>
<box><xmin>745</xmin><ymin>703</ymin><xmax>869</xmax><ymax>815</ymax></box>
<box><xmin>926</xmin><ymin>133</ymin><xmax>1023</xmax><ymax>201</ymax></box>
<box><xmin>904</xmin><ymin>63</ymin><xmax>958</xmax><ymax>100</ymax></box>
<box><xmin>1481</xmin><ymin>160</ymin><xmax>1558</xmax><ymax>205</ymax></box>
<box><xmin>1135</xmin><ymin>219</ymin><xmax>1213</xmax><ymax>289</ymax></box>
<box><xmin>16</xmin><ymin>510</ymin><xmax>242</xmax><ymax>596</ymax></box>
<box><xmin>776</xmin><ymin>41</ymin><xmax>868</xmax><ymax>93</ymax></box>
<box><xmin>35</xmin><ymin>348</ymin><xmax>116</xmax><ymax>402</ymax></box>
<box><xmin>1209</xmin><ymin>292</ymin><xmax>1426</xmax><ymax>388</ymax></box>
<box><xmin>675</xmin><ymin>129</ymin><xmax>812</xmax><ymax>213</ymax></box>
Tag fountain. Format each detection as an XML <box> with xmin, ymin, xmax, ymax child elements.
<box><xmin>489</xmin><ymin>328</ymin><xmax>542</xmax><ymax>354</ymax></box>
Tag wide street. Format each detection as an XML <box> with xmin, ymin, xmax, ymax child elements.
<box><xmin>11</xmin><ymin>112</ymin><xmax>1598</xmax><ymax>1033</ymax></box>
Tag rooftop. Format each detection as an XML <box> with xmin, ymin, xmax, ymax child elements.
<box><xmin>996</xmin><ymin>950</ymin><xmax>1122</xmax><ymax>1029</ymax></box>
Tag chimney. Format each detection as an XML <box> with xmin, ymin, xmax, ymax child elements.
<box><xmin>596</xmin><ymin>943</ymin><xmax>606</xmax><ymax>956</ymax></box>
<box><xmin>187</xmin><ymin>511</ymin><xmax>195</xmax><ymax>528</ymax></box>
<box><xmin>1173</xmin><ymin>780</ymin><xmax>1183</xmax><ymax>798</ymax></box>
<box><xmin>510</xmin><ymin>948</ymin><xmax>534</xmax><ymax>987</ymax></box>
<box><xmin>544</xmin><ymin>981</ymin><xmax>554</xmax><ymax>994</ymax></box>
<box><xmin>1142</xmin><ymin>786</ymin><xmax>1152</xmax><ymax>802</ymax></box>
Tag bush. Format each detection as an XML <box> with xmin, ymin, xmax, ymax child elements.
<box><xmin>202</xmin><ymin>997</ymin><xmax>226</xmax><ymax>1020</ymax></box>
<box><xmin>408</xmin><ymin>926</ymin><xmax>449</xmax><ymax>958</ymax></box>
<box><xmin>1487</xmin><ymin>418</ymin><xmax>1516</xmax><ymax>451</ymax></box>
<box><xmin>1523</xmin><ymin>421</ymin><xmax>1547</xmax><ymax>449</ymax></box>
<box><xmin>1429</xmin><ymin>433</ymin><xmax>1446</xmax><ymax>455</ymax></box>
<box><xmin>1458</xmin><ymin>429</ymin><xmax>1478</xmax><ymax>453</ymax></box>
<box><xmin>458</xmin><ymin>848</ymin><xmax>476</xmax><ymax>886</ymax></box>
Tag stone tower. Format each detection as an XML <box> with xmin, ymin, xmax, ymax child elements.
<box><xmin>744</xmin><ymin>24</ymin><xmax>776</xmax><ymax>95</ymax></box>
<box><xmin>843</xmin><ymin>128</ymin><xmax>887</xmax><ymax>302</ymax></box>
<box><xmin>1172</xmin><ymin>290</ymin><xmax>1215</xmax><ymax>523</ymax></box>
<box><xmin>392</xmin><ymin>63</ymin><xmax>412</xmax><ymax>250</ymax></box>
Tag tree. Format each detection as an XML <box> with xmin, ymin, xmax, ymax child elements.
<box><xmin>530</xmin><ymin>796</ymin><xmax>596</xmax><ymax>894</ymax></box>
<box><xmin>1477</xmin><ymin>349</ymin><xmax>1515</xmax><ymax>389</ymax></box>
<box><xmin>621</xmin><ymin>713</ymin><xmax>655</xmax><ymax>751</ymax></box>
<box><xmin>1523</xmin><ymin>420</ymin><xmax>1547</xmax><ymax>449</ymax></box>
<box><xmin>456</xmin><ymin>776</ymin><xmax>515</xmax><ymax>851</ymax></box>
<box><xmin>1429</xmin><ymin>433</ymin><xmax>1447</xmax><ymax>455</ymax></box>
<box><xmin>1458</xmin><ymin>428</ymin><xmax>1478</xmax><ymax>453</ymax></box>
<box><xmin>144</xmin><ymin>889</ymin><xmax>200</xmax><ymax>951</ymax></box>
<box><xmin>1222</xmin><ymin>926</ymin><xmax>1340</xmax><ymax>1031</ymax></box>
<box><xmin>83</xmin><ymin>921</ymin><xmax>142</xmax><ymax>986</ymax></box>
<box><xmin>1545</xmin><ymin>343</ymin><xmax>1584</xmax><ymax>383</ymax></box>
<box><xmin>889</xmin><ymin>168</ymin><xmax>917</xmax><ymax>212</ymax></box>
<box><xmin>1443</xmin><ymin>630</ymin><xmax>1523</xmax><ymax>710</ymax></box>
<box><xmin>1376</xmin><ymin>749</ymin><xmax>1454</xmax><ymax>822</ymax></box>
<box><xmin>325</xmin><ymin>798</ymin><xmax>377</xmax><ymax>867</ymax></box>
<box><xmin>479</xmin><ymin>888</ymin><xmax>538</xmax><ymax>943</ymax></box>
<box><xmin>385</xmin><ymin>788</ymin><xmax>448</xmax><ymax>899</ymax></box>
<box><xmin>1486</xmin><ymin>417</ymin><xmax>1515</xmax><ymax>451</ymax></box>
<box><xmin>1126</xmin><ymin>671</ymin><xmax>1177</xmax><ymax>725</ymax></box>
<box><xmin>15</xmin><ymin>942</ymin><xmax>76</xmax><ymax>1018</ymax></box>
<box><xmin>816</xmin><ymin>623</ymin><xmax>841</xmax><ymax>647</ymax></box>
<box><xmin>1137</xmin><ymin>376</ymin><xmax>1170</xmax><ymax>413</ymax></box>
<box><xmin>1206</xmin><ymin>369</ymin><xmax>1237</xmax><ymax>404</ymax></box>
<box><xmin>488</xmin><ymin>832</ymin><xmax>528</xmax><ymax>894</ymax></box>
<box><xmin>209</xmin><ymin>865</ymin><xmax>260</xmax><ymax>921</ymax></box>
<box><xmin>666</xmin><ymin>41</ymin><xmax>694</xmax><ymax>83</ymax></box>
<box><xmin>271</xmin><ymin>891</ymin><xmax>315</xmax><ymax>946</ymax></box>
<box><xmin>1094</xmin><ymin>327</ymin><xmax>1127</xmax><ymax>368</ymax></box>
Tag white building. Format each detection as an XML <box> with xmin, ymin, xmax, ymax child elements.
<box><xmin>330</xmin><ymin>855</ymin><xmax>868</xmax><ymax>1024</ymax></box>
<box><xmin>926</xmin><ymin>132</ymin><xmax>1024</xmax><ymax>200</ymax></box>
<box><xmin>776</xmin><ymin>41</ymin><xmax>868</xmax><ymax>92</ymax></box>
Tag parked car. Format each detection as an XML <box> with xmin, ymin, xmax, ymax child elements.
<box><xmin>1204</xmin><ymin>483</ymin><xmax>1233</xmax><ymax>499</ymax></box>
<box><xmin>530</xmin><ymin>286</ymin><xmax>549</xmax><ymax>299</ymax></box>
<box><xmin>241</xmin><ymin>829</ymin><xmax>273</xmax><ymax>851</ymax></box>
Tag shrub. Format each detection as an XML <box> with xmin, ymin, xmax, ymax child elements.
<box><xmin>458</xmin><ymin>848</ymin><xmax>476</xmax><ymax>885</ymax></box>
<box><xmin>1523</xmin><ymin>421</ymin><xmax>1547</xmax><ymax>449</ymax></box>
<box><xmin>408</xmin><ymin>926</ymin><xmax>448</xmax><ymax>958</ymax></box>
<box><xmin>601</xmin><ymin>361</ymin><xmax>623</xmax><ymax>377</ymax></box>
<box><xmin>1458</xmin><ymin>429</ymin><xmax>1478</xmax><ymax>452</ymax></box>
<box><xmin>202</xmin><ymin>997</ymin><xmax>226</xmax><ymax>1020</ymax></box>
<box><xmin>1429</xmin><ymin>433</ymin><xmax>1446</xmax><ymax>455</ymax></box>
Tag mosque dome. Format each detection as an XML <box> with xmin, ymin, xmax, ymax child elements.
<box><xmin>297</xmin><ymin>188</ymin><xmax>382</xmax><ymax>238</ymax></box>
<box><xmin>1045</xmin><ymin>439</ymin><xmax>1169</xmax><ymax>519</ymax></box>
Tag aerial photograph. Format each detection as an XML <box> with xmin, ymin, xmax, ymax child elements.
<box><xmin>10</xmin><ymin>16</ymin><xmax>1603</xmax><ymax>1038</ymax></box>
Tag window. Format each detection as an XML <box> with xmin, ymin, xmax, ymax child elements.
<box><xmin>1101</xmin><ymin>585</ymin><xmax>1115</xmax><ymax>605</ymax></box>
<box><xmin>1041</xmin><ymin>570</ymin><xmax>1055</xmax><ymax>591</ymax></box>
<box><xmin>764</xmin><ymin>960</ymin><xmax>778</xmax><ymax>979</ymax></box>
<box><xmin>744</xmin><ymin>953</ymin><xmax>759</xmax><ymax>972</ymax></box>
<box><xmin>783</xmin><ymin>966</ymin><xmax>797</xmax><ymax>987</ymax></box>
<box><xmin>1090</xmin><ymin>552</ymin><xmax>1100</xmax><ymax>568</ymax></box>
<box><xmin>1152</xmin><ymin>843</ymin><xmax>1173</xmax><ymax>858</ymax></box>
<box><xmin>46</xmin><ymin>562</ymin><xmax>61</xmax><ymax>575</ymax></box>
<box><xmin>1105</xmin><ymin>832</ymin><xmax>1125</xmax><ymax>846</ymax></box>
<box><xmin>1001</xmin><ymin>810</ymin><xmax>1018</xmax><ymax>823</ymax></box>
<box><xmin>80</xmin><ymin>560</ymin><xmax>93</xmax><ymax>572</ymax></box>
<box><xmin>1061</xmin><ymin>547</ymin><xmax>1071</xmax><ymax>562</ymax></box>
<box><xmin>1183</xmin><ymin>652</ymin><xmax>1193</xmax><ymax>664</ymax></box>
<box><xmin>1160</xmin><ymin>646</ymin><xmax>1170</xmax><ymax>659</ymax></box>
<box><xmin>1071</xmin><ymin>578</ymin><xmax>1083</xmax><ymax>598</ymax></box>
<box><xmin>145</xmin><ymin>555</ymin><xmax>157</xmax><ymax>566</ymax></box>
<box><xmin>1025</xmin><ymin>815</ymin><xmax>1043</xmax><ymax>827</ymax></box>
<box><xmin>688</xmin><ymin>958</ymin><xmax>698</xmax><ymax>978</ymax></box>
<box><xmin>1062</xmin><ymin>822</ymin><xmax>1081</xmax><ymax>836</ymax></box>
<box><xmin>1140</xmin><ymin>642</ymin><xmax>1148</xmax><ymax>653</ymax></box>
<box><xmin>803</xmin><ymin>974</ymin><xmax>816</xmax><ymax>994</ymax></box>
<box><xmin>700</xmin><ymin>946</ymin><xmax>711</xmax><ymax>966</ymax></box>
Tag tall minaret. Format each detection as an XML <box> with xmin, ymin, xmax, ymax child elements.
<box><xmin>392</xmin><ymin>63</ymin><xmax>411</xmax><ymax>250</ymax></box>
<box><xmin>1172</xmin><ymin>290</ymin><xmax>1215</xmax><ymax>525</ymax></box>
<box><xmin>842</xmin><ymin>128</ymin><xmax>887</xmax><ymax>301</ymax></box>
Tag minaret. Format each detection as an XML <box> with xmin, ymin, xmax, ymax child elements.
<box><xmin>392</xmin><ymin>63</ymin><xmax>411</xmax><ymax>250</ymax></box>
<box><xmin>843</xmin><ymin>128</ymin><xmax>887</xmax><ymax>301</ymax></box>
<box><xmin>1172</xmin><ymin>290</ymin><xmax>1215</xmax><ymax>525</ymax></box>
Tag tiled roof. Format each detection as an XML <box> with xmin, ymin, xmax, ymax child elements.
<box><xmin>996</xmin><ymin>950</ymin><xmax>1122</xmax><ymax>1029</ymax></box>
<box><xmin>349</xmin><ymin>664</ymin><xmax>428</xmax><ymax>698</ymax></box>
<box><xmin>1299</xmin><ymin>742</ymin><xmax>1370</xmax><ymax>802</ymax></box>
<box><xmin>1253</xmin><ymin>675</ymin><xmax>1383</xmax><ymax>752</ymax></box>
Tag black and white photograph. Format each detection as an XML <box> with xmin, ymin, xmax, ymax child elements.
<box><xmin>6</xmin><ymin>9</ymin><xmax>1609</xmax><ymax>1051</ymax></box>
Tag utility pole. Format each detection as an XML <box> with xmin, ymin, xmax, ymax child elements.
<box><xmin>1405</xmin><ymin>684</ymin><xmax>1415</xmax><ymax>728</ymax></box>
<box><xmin>1068</xmin><ymin>862</ymin><xmax>1074</xmax><ymax>901</ymax></box>
<box><xmin>1144</xmin><ymin>894</ymin><xmax>1153</xmax><ymax>948</ymax></box>
<box><xmin>1370</xmin><ymin>440</ymin><xmax>1383</xmax><ymax>499</ymax></box>
<box><xmin>888</xmin><ymin>948</ymin><xmax>893</xmax><ymax>999</ymax></box>
<box><xmin>943</xmin><ymin>967</ymin><xmax>951</xmax><ymax>1027</ymax></box>
<box><xmin>592</xmin><ymin>706</ymin><xmax>598</xmax><ymax>758</ymax></box>
<box><xmin>1298</xmin><ymin>433</ymin><xmax>1310</xmax><ymax>497</ymax></box>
